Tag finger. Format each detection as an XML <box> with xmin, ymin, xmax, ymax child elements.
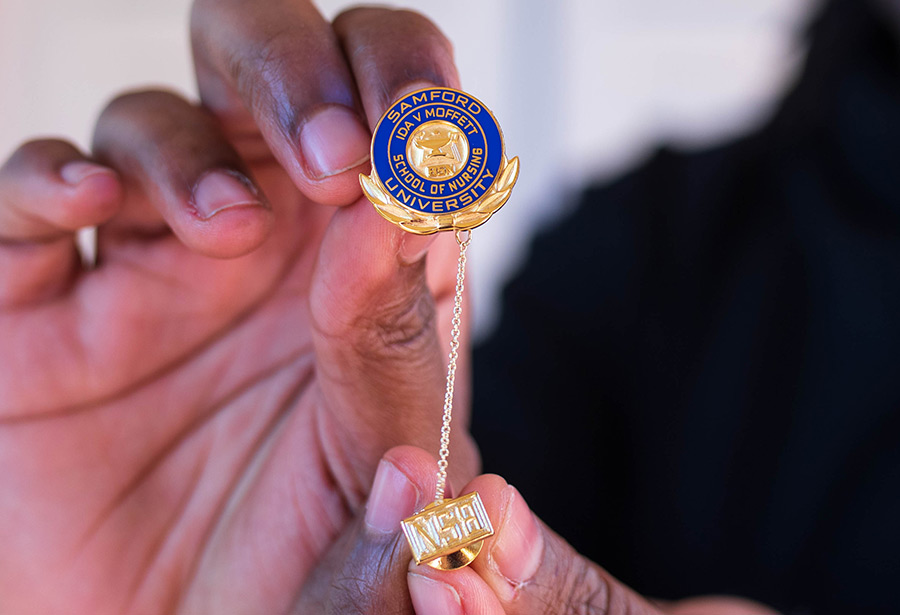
<box><xmin>311</xmin><ymin>198</ymin><xmax>480</xmax><ymax>504</ymax></box>
<box><xmin>294</xmin><ymin>446</ymin><xmax>443</xmax><ymax>613</ymax></box>
<box><xmin>460</xmin><ymin>475</ymin><xmax>665</xmax><ymax>615</ymax></box>
<box><xmin>401</xmin><ymin>473</ymin><xmax>516</xmax><ymax>615</ymax></box>
<box><xmin>92</xmin><ymin>90</ymin><xmax>272</xmax><ymax>258</ymax></box>
<box><xmin>0</xmin><ymin>139</ymin><xmax>121</xmax><ymax>307</ymax></box>
<box><xmin>360</xmin><ymin>446</ymin><xmax>504</xmax><ymax>615</ymax></box>
<box><xmin>0</xmin><ymin>140</ymin><xmax>121</xmax><ymax>241</ymax></box>
<box><xmin>191</xmin><ymin>0</ymin><xmax>372</xmax><ymax>205</ymax></box>
<box><xmin>665</xmin><ymin>597</ymin><xmax>782</xmax><ymax>614</ymax></box>
<box><xmin>313</xmin><ymin>7</ymin><xmax>470</xmax><ymax>490</ymax></box>
<box><xmin>408</xmin><ymin>566</ymin><xmax>505</xmax><ymax>615</ymax></box>
<box><xmin>333</xmin><ymin>7</ymin><xmax>461</xmax><ymax>127</ymax></box>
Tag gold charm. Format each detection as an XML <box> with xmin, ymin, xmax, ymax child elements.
<box><xmin>361</xmin><ymin>87</ymin><xmax>518</xmax><ymax>569</ymax></box>
<box><xmin>360</xmin><ymin>87</ymin><xmax>519</xmax><ymax>234</ymax></box>
<box><xmin>401</xmin><ymin>492</ymin><xmax>494</xmax><ymax>570</ymax></box>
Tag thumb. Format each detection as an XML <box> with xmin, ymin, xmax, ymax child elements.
<box><xmin>310</xmin><ymin>199</ymin><xmax>476</xmax><ymax>499</ymax></box>
<box><xmin>294</xmin><ymin>446</ymin><xmax>499</xmax><ymax>614</ymax></box>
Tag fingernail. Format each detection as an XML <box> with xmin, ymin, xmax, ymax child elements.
<box><xmin>191</xmin><ymin>170</ymin><xmax>264</xmax><ymax>220</ymax></box>
<box><xmin>300</xmin><ymin>105</ymin><xmax>370</xmax><ymax>180</ymax></box>
<box><xmin>408</xmin><ymin>573</ymin><xmax>463</xmax><ymax>615</ymax></box>
<box><xmin>398</xmin><ymin>233</ymin><xmax>438</xmax><ymax>265</ymax></box>
<box><xmin>492</xmin><ymin>486</ymin><xmax>543</xmax><ymax>585</ymax></box>
<box><xmin>60</xmin><ymin>161</ymin><xmax>114</xmax><ymax>186</ymax></box>
<box><xmin>365</xmin><ymin>460</ymin><xmax>419</xmax><ymax>534</ymax></box>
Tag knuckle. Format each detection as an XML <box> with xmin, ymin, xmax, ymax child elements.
<box><xmin>390</xmin><ymin>8</ymin><xmax>454</xmax><ymax>53</ymax></box>
<box><xmin>537</xmin><ymin>550</ymin><xmax>611</xmax><ymax>615</ymax></box>
<box><xmin>97</xmin><ymin>89</ymin><xmax>186</xmax><ymax>125</ymax></box>
<box><xmin>334</xmin><ymin>6</ymin><xmax>455</xmax><ymax>69</ymax></box>
<box><xmin>225</xmin><ymin>25</ymin><xmax>308</xmax><ymax>137</ymax></box>
<box><xmin>324</xmin><ymin>538</ymin><xmax>410</xmax><ymax>615</ymax></box>
<box><xmin>335</xmin><ymin>6</ymin><xmax>451</xmax><ymax>51</ymax></box>
<box><xmin>331</xmin><ymin>6</ymin><xmax>377</xmax><ymax>32</ymax></box>
<box><xmin>188</xmin><ymin>0</ymin><xmax>212</xmax><ymax>37</ymax></box>
<box><xmin>351</xmin><ymin>275</ymin><xmax>437</xmax><ymax>363</ymax></box>
<box><xmin>226</xmin><ymin>9</ymin><xmax>362</xmax><ymax>139</ymax></box>
<box><xmin>326</xmin><ymin>575</ymin><xmax>371</xmax><ymax>615</ymax></box>
<box><xmin>4</xmin><ymin>139</ymin><xmax>74</xmax><ymax>170</ymax></box>
<box><xmin>93</xmin><ymin>89</ymin><xmax>199</xmax><ymax>154</ymax></box>
<box><xmin>188</xmin><ymin>0</ymin><xmax>225</xmax><ymax>67</ymax></box>
<box><xmin>194</xmin><ymin>1</ymin><xmax>357</xmax><ymax>137</ymax></box>
<box><xmin>565</xmin><ymin>565</ymin><xmax>611</xmax><ymax>615</ymax></box>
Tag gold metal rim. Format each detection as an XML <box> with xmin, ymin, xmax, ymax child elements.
<box><xmin>424</xmin><ymin>540</ymin><xmax>484</xmax><ymax>571</ymax></box>
<box><xmin>359</xmin><ymin>155</ymin><xmax>519</xmax><ymax>235</ymax></box>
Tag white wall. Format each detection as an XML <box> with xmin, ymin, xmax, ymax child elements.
<box><xmin>0</xmin><ymin>0</ymin><xmax>817</xmax><ymax>336</ymax></box>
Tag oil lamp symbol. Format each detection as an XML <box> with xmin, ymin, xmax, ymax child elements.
<box><xmin>411</xmin><ymin>123</ymin><xmax>466</xmax><ymax>179</ymax></box>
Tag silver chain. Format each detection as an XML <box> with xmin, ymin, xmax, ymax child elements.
<box><xmin>434</xmin><ymin>229</ymin><xmax>472</xmax><ymax>502</ymax></box>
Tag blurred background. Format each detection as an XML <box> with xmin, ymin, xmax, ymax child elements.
<box><xmin>0</xmin><ymin>0</ymin><xmax>818</xmax><ymax>337</ymax></box>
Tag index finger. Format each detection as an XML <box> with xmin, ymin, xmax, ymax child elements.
<box><xmin>190</xmin><ymin>0</ymin><xmax>459</xmax><ymax>206</ymax></box>
<box><xmin>332</xmin><ymin>7</ymin><xmax>461</xmax><ymax>127</ymax></box>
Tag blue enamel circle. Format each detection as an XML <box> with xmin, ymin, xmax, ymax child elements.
<box><xmin>371</xmin><ymin>87</ymin><xmax>504</xmax><ymax>215</ymax></box>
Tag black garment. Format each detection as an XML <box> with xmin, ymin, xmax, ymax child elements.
<box><xmin>472</xmin><ymin>2</ymin><xmax>900</xmax><ymax>613</ymax></box>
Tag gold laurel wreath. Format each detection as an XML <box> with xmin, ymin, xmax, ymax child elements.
<box><xmin>360</xmin><ymin>155</ymin><xmax>520</xmax><ymax>235</ymax></box>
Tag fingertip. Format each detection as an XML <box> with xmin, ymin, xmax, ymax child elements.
<box><xmin>459</xmin><ymin>474</ymin><xmax>510</xmax><ymax>507</ymax></box>
<box><xmin>275</xmin><ymin>105</ymin><xmax>372</xmax><ymax>207</ymax></box>
<box><xmin>398</xmin><ymin>232</ymin><xmax>438</xmax><ymax>266</ymax></box>
<box><xmin>408</xmin><ymin>572</ymin><xmax>464</xmax><ymax>615</ymax></box>
<box><xmin>365</xmin><ymin>458</ymin><xmax>420</xmax><ymax>534</ymax></box>
<box><xmin>289</xmin><ymin>160</ymin><xmax>370</xmax><ymax>207</ymax></box>
<box><xmin>190</xmin><ymin>169</ymin><xmax>264</xmax><ymax>220</ymax></box>
<box><xmin>488</xmin><ymin>485</ymin><xmax>543</xmax><ymax>589</ymax></box>
<box><xmin>57</xmin><ymin>162</ymin><xmax>123</xmax><ymax>229</ymax></box>
<box><xmin>407</xmin><ymin>566</ymin><xmax>506</xmax><ymax>615</ymax></box>
<box><xmin>454</xmin><ymin>474</ymin><xmax>511</xmax><ymax>556</ymax></box>
<box><xmin>330</xmin><ymin>194</ymin><xmax>433</xmax><ymax>268</ymax></box>
<box><xmin>173</xmin><ymin>169</ymin><xmax>274</xmax><ymax>259</ymax></box>
<box><xmin>461</xmin><ymin>476</ymin><xmax>544</xmax><ymax>596</ymax></box>
<box><xmin>181</xmin><ymin>204</ymin><xmax>274</xmax><ymax>259</ymax></box>
<box><xmin>381</xmin><ymin>445</ymin><xmax>440</xmax><ymax>494</ymax></box>
<box><xmin>59</xmin><ymin>160</ymin><xmax>116</xmax><ymax>186</ymax></box>
<box><xmin>299</xmin><ymin>104</ymin><xmax>371</xmax><ymax>182</ymax></box>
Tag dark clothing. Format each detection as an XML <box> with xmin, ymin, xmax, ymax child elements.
<box><xmin>472</xmin><ymin>2</ymin><xmax>900</xmax><ymax>613</ymax></box>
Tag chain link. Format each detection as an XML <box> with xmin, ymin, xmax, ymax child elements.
<box><xmin>434</xmin><ymin>229</ymin><xmax>472</xmax><ymax>502</ymax></box>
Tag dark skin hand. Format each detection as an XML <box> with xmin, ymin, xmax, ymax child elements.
<box><xmin>301</xmin><ymin>445</ymin><xmax>782</xmax><ymax>615</ymax></box>
<box><xmin>0</xmin><ymin>4</ymin><xmax>475</xmax><ymax>613</ymax></box>
<box><xmin>0</xmin><ymin>2</ymin><xmax>781</xmax><ymax>613</ymax></box>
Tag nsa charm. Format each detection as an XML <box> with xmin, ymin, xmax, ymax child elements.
<box><xmin>402</xmin><ymin>493</ymin><xmax>494</xmax><ymax>569</ymax></box>
<box><xmin>361</xmin><ymin>87</ymin><xmax>519</xmax><ymax>570</ymax></box>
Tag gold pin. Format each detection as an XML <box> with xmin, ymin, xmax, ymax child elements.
<box><xmin>361</xmin><ymin>87</ymin><xmax>519</xmax><ymax>570</ymax></box>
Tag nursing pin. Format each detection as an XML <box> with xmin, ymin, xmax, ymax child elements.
<box><xmin>361</xmin><ymin>87</ymin><xmax>517</xmax><ymax>570</ymax></box>
<box><xmin>360</xmin><ymin>86</ymin><xmax>519</xmax><ymax>235</ymax></box>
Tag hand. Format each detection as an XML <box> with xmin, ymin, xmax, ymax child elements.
<box><xmin>407</xmin><ymin>477</ymin><xmax>782</xmax><ymax>615</ymax></box>
<box><xmin>291</xmin><ymin>446</ymin><xmax>442</xmax><ymax>614</ymax></box>
<box><xmin>329</xmin><ymin>447</ymin><xmax>782</xmax><ymax>615</ymax></box>
<box><xmin>0</xmin><ymin>3</ymin><xmax>479</xmax><ymax>613</ymax></box>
